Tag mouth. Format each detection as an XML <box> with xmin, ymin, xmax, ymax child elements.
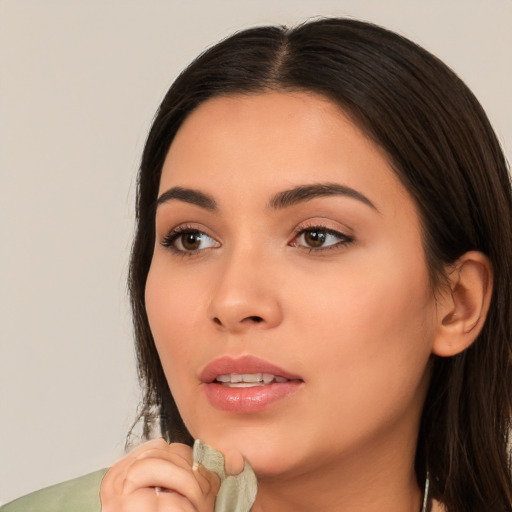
<box><xmin>214</xmin><ymin>373</ymin><xmax>290</xmax><ymax>387</ymax></box>
<box><xmin>200</xmin><ymin>355</ymin><xmax>303</xmax><ymax>413</ymax></box>
<box><xmin>200</xmin><ymin>354</ymin><xmax>302</xmax><ymax>384</ymax></box>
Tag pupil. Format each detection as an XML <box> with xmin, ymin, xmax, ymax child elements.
<box><xmin>182</xmin><ymin>232</ymin><xmax>200</xmax><ymax>250</ymax></box>
<box><xmin>305</xmin><ymin>230</ymin><xmax>326</xmax><ymax>247</ymax></box>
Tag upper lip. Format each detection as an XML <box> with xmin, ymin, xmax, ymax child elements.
<box><xmin>199</xmin><ymin>355</ymin><xmax>303</xmax><ymax>383</ymax></box>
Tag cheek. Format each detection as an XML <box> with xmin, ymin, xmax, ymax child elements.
<box><xmin>292</xmin><ymin>240</ymin><xmax>436</xmax><ymax>343</ymax></box>
<box><xmin>144</xmin><ymin>261</ymin><xmax>205</xmax><ymax>391</ymax></box>
<box><xmin>289</xmin><ymin>247</ymin><xmax>436</xmax><ymax>422</ymax></box>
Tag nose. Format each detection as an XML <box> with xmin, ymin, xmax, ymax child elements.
<box><xmin>207</xmin><ymin>248</ymin><xmax>283</xmax><ymax>333</ymax></box>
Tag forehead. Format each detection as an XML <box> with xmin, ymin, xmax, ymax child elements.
<box><xmin>159</xmin><ymin>91</ymin><xmax>411</xmax><ymax>213</ymax></box>
<box><xmin>169</xmin><ymin>91</ymin><xmax>361</xmax><ymax>157</ymax></box>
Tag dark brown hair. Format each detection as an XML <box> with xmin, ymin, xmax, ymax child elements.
<box><xmin>129</xmin><ymin>18</ymin><xmax>512</xmax><ymax>511</ymax></box>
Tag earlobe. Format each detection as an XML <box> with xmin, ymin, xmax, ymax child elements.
<box><xmin>432</xmin><ymin>251</ymin><xmax>493</xmax><ymax>357</ymax></box>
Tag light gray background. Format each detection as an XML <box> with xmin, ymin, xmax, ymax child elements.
<box><xmin>1</xmin><ymin>0</ymin><xmax>511</xmax><ymax>504</ymax></box>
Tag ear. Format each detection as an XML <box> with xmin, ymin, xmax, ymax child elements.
<box><xmin>432</xmin><ymin>251</ymin><xmax>493</xmax><ymax>357</ymax></box>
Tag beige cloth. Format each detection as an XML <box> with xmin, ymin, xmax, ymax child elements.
<box><xmin>193</xmin><ymin>439</ymin><xmax>258</xmax><ymax>512</ymax></box>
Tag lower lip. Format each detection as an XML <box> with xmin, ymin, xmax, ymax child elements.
<box><xmin>203</xmin><ymin>381</ymin><xmax>302</xmax><ymax>413</ymax></box>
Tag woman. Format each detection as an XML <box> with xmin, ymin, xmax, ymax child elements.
<box><xmin>3</xmin><ymin>17</ymin><xmax>511</xmax><ymax>512</ymax></box>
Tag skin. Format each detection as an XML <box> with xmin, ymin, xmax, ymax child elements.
<box><xmin>101</xmin><ymin>92</ymin><xmax>491</xmax><ymax>511</ymax></box>
<box><xmin>101</xmin><ymin>439</ymin><xmax>220</xmax><ymax>511</ymax></box>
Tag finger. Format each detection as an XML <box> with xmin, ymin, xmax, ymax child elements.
<box><xmin>194</xmin><ymin>464</ymin><xmax>221</xmax><ymax>498</ymax></box>
<box><xmin>123</xmin><ymin>438</ymin><xmax>172</xmax><ymax>462</ymax></box>
<box><xmin>223</xmin><ymin>448</ymin><xmax>245</xmax><ymax>476</ymax></box>
<box><xmin>120</xmin><ymin>442</ymin><xmax>194</xmax><ymax>492</ymax></box>
<box><xmin>115</xmin><ymin>438</ymin><xmax>185</xmax><ymax>469</ymax></box>
<box><xmin>124</xmin><ymin>457</ymin><xmax>218</xmax><ymax>511</ymax></box>
<box><xmin>101</xmin><ymin>468</ymin><xmax>210</xmax><ymax>512</ymax></box>
<box><xmin>102</xmin><ymin>441</ymin><xmax>196</xmax><ymax>502</ymax></box>
<box><xmin>107</xmin><ymin>439</ymin><xmax>172</xmax><ymax>488</ymax></box>
<box><xmin>118</xmin><ymin>488</ymin><xmax>197</xmax><ymax>512</ymax></box>
<box><xmin>128</xmin><ymin>445</ymin><xmax>193</xmax><ymax>472</ymax></box>
<box><xmin>123</xmin><ymin>457</ymin><xmax>204</xmax><ymax>500</ymax></box>
<box><xmin>155</xmin><ymin>491</ymin><xmax>198</xmax><ymax>512</ymax></box>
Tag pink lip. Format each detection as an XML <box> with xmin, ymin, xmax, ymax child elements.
<box><xmin>199</xmin><ymin>355</ymin><xmax>302</xmax><ymax>383</ymax></box>
<box><xmin>199</xmin><ymin>355</ymin><xmax>304</xmax><ymax>414</ymax></box>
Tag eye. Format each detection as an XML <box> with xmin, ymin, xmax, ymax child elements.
<box><xmin>291</xmin><ymin>226</ymin><xmax>353</xmax><ymax>251</ymax></box>
<box><xmin>161</xmin><ymin>227</ymin><xmax>220</xmax><ymax>254</ymax></box>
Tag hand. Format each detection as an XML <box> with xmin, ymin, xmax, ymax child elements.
<box><xmin>100</xmin><ymin>439</ymin><xmax>220</xmax><ymax>512</ymax></box>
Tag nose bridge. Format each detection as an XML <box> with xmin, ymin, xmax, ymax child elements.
<box><xmin>207</xmin><ymin>240</ymin><xmax>282</xmax><ymax>331</ymax></box>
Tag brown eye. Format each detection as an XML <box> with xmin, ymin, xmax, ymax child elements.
<box><xmin>180</xmin><ymin>231</ymin><xmax>202</xmax><ymax>251</ymax></box>
<box><xmin>162</xmin><ymin>228</ymin><xmax>220</xmax><ymax>253</ymax></box>
<box><xmin>303</xmin><ymin>229</ymin><xmax>327</xmax><ymax>248</ymax></box>
<box><xmin>291</xmin><ymin>226</ymin><xmax>353</xmax><ymax>251</ymax></box>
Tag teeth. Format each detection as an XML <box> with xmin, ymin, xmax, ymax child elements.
<box><xmin>262</xmin><ymin>373</ymin><xmax>274</xmax><ymax>384</ymax></box>
<box><xmin>215</xmin><ymin>373</ymin><xmax>289</xmax><ymax>386</ymax></box>
<box><xmin>241</xmin><ymin>373</ymin><xmax>262</xmax><ymax>383</ymax></box>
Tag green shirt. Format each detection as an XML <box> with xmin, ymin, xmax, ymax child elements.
<box><xmin>1</xmin><ymin>441</ymin><xmax>257</xmax><ymax>511</ymax></box>
<box><xmin>1</xmin><ymin>469</ymin><xmax>108</xmax><ymax>512</ymax></box>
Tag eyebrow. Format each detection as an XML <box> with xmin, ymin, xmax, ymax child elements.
<box><xmin>156</xmin><ymin>186</ymin><xmax>217</xmax><ymax>211</ymax></box>
<box><xmin>156</xmin><ymin>182</ymin><xmax>378</xmax><ymax>213</ymax></box>
<box><xmin>268</xmin><ymin>183</ymin><xmax>378</xmax><ymax>212</ymax></box>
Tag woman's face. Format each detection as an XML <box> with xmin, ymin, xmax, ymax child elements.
<box><xmin>145</xmin><ymin>92</ymin><xmax>440</xmax><ymax>478</ymax></box>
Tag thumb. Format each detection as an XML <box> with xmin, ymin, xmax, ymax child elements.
<box><xmin>222</xmin><ymin>448</ymin><xmax>246</xmax><ymax>476</ymax></box>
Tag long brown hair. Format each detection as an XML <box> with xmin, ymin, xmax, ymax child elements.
<box><xmin>129</xmin><ymin>18</ymin><xmax>512</xmax><ymax>511</ymax></box>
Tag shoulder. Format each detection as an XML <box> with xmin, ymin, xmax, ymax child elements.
<box><xmin>1</xmin><ymin>469</ymin><xmax>109</xmax><ymax>512</ymax></box>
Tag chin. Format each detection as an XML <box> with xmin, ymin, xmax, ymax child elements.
<box><xmin>195</xmin><ymin>425</ymin><xmax>302</xmax><ymax>477</ymax></box>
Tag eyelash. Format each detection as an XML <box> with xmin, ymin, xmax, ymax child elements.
<box><xmin>290</xmin><ymin>224</ymin><xmax>354</xmax><ymax>253</ymax></box>
<box><xmin>160</xmin><ymin>224</ymin><xmax>354</xmax><ymax>256</ymax></box>
<box><xmin>161</xmin><ymin>225</ymin><xmax>219</xmax><ymax>256</ymax></box>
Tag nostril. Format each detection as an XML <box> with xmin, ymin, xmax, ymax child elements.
<box><xmin>211</xmin><ymin>315</ymin><xmax>265</xmax><ymax>328</ymax></box>
<box><xmin>246</xmin><ymin>316</ymin><xmax>263</xmax><ymax>323</ymax></box>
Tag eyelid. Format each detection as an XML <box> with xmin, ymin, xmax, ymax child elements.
<box><xmin>289</xmin><ymin>220</ymin><xmax>355</xmax><ymax>251</ymax></box>
<box><xmin>160</xmin><ymin>223</ymin><xmax>221</xmax><ymax>255</ymax></box>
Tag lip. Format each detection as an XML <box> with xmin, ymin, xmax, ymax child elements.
<box><xmin>200</xmin><ymin>355</ymin><xmax>303</xmax><ymax>383</ymax></box>
<box><xmin>199</xmin><ymin>355</ymin><xmax>304</xmax><ymax>413</ymax></box>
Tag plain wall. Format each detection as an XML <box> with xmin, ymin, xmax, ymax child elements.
<box><xmin>1</xmin><ymin>0</ymin><xmax>511</xmax><ymax>503</ymax></box>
